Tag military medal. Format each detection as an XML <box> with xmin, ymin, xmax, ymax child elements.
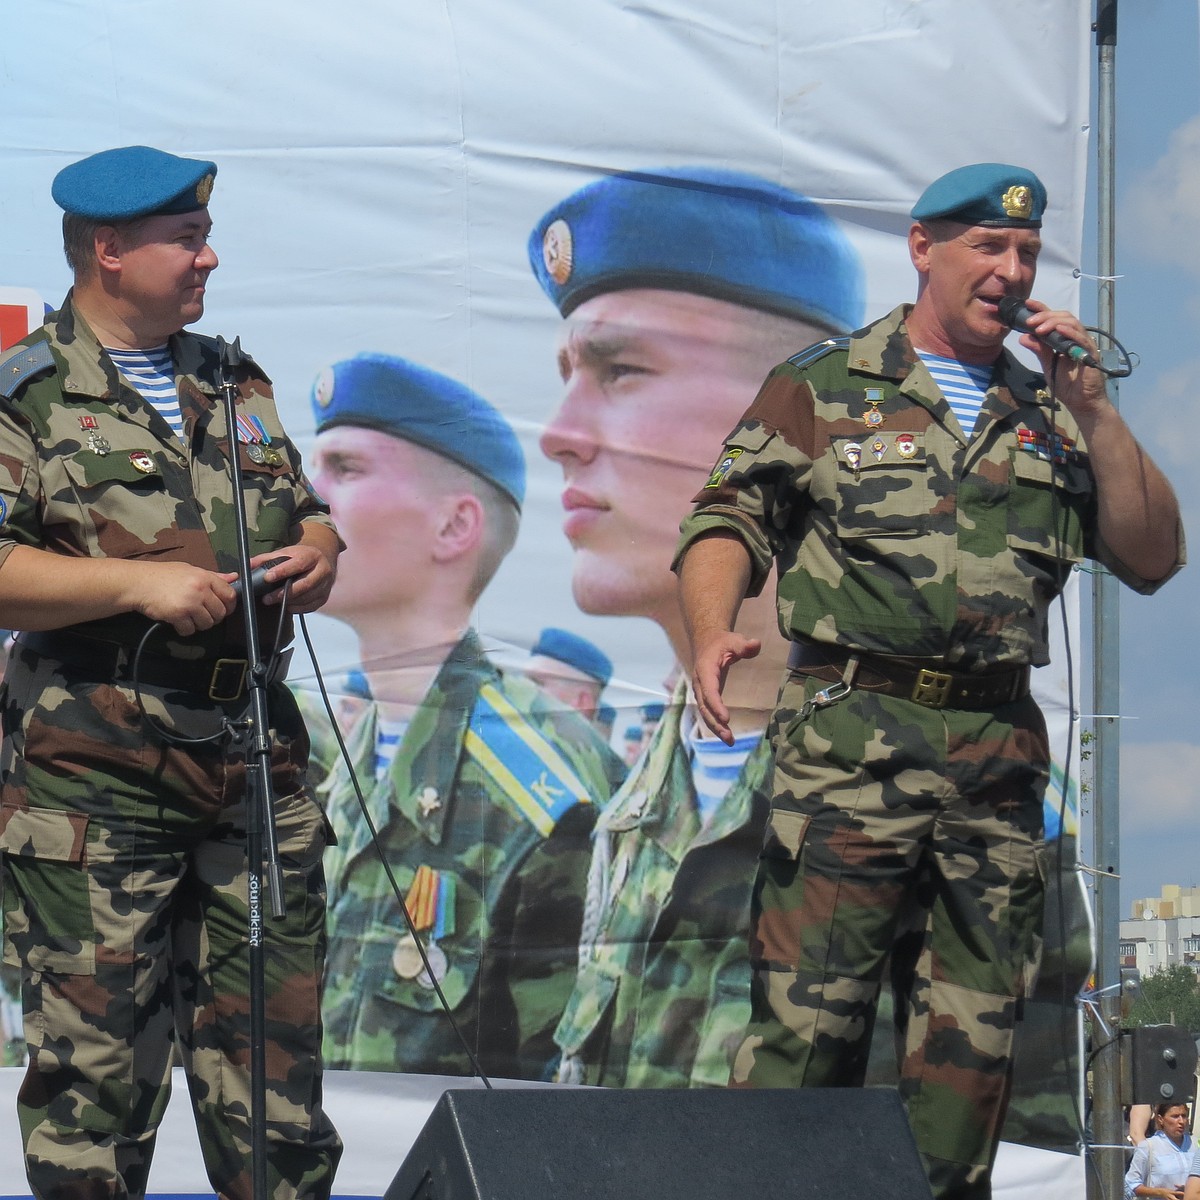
<box><xmin>129</xmin><ymin>451</ymin><xmax>156</xmax><ymax>474</ymax></box>
<box><xmin>843</xmin><ymin>442</ymin><xmax>862</xmax><ymax>471</ymax></box>
<box><xmin>870</xmin><ymin>436</ymin><xmax>888</xmax><ymax>461</ymax></box>
<box><xmin>236</xmin><ymin>412</ymin><xmax>283</xmax><ymax>465</ymax></box>
<box><xmin>417</xmin><ymin>874</ymin><xmax>456</xmax><ymax>990</ymax></box>
<box><xmin>896</xmin><ymin>434</ymin><xmax>917</xmax><ymax>459</ymax></box>
<box><xmin>247</xmin><ymin>444</ymin><xmax>267</xmax><ymax>464</ymax></box>
<box><xmin>391</xmin><ymin>932</ymin><xmax>425</xmax><ymax>979</ymax></box>
<box><xmin>862</xmin><ymin>388</ymin><xmax>886</xmax><ymax>429</ymax></box>
<box><xmin>80</xmin><ymin>414</ymin><xmax>111</xmax><ymax>455</ymax></box>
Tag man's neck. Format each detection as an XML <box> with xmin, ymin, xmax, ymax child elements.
<box><xmin>70</xmin><ymin>282</ymin><xmax>175</xmax><ymax>351</ymax></box>
<box><xmin>353</xmin><ymin>609</ymin><xmax>470</xmax><ymax>708</ymax></box>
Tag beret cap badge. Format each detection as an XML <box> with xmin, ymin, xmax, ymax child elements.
<box><xmin>195</xmin><ymin>174</ymin><xmax>215</xmax><ymax>206</ymax></box>
<box><xmin>1001</xmin><ymin>185</ymin><xmax>1033</xmax><ymax>221</ymax></box>
<box><xmin>542</xmin><ymin>218</ymin><xmax>574</xmax><ymax>286</ymax></box>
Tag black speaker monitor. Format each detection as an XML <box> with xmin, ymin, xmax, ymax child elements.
<box><xmin>386</xmin><ymin>1086</ymin><xmax>933</xmax><ymax>1200</ymax></box>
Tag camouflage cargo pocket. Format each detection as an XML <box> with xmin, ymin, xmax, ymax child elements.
<box><xmin>0</xmin><ymin>803</ymin><xmax>94</xmax><ymax>974</ymax></box>
<box><xmin>827</xmin><ymin>433</ymin><xmax>930</xmax><ymax>539</ymax></box>
<box><xmin>1007</xmin><ymin>452</ymin><xmax>1089</xmax><ymax>565</ymax></box>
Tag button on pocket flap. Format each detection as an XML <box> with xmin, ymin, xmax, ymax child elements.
<box><xmin>0</xmin><ymin>803</ymin><xmax>88</xmax><ymax>862</ymax></box>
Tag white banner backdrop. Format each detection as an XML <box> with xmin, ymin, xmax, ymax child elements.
<box><xmin>0</xmin><ymin>1</ymin><xmax>1091</xmax><ymax>1195</ymax></box>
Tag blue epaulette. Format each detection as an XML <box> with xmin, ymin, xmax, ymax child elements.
<box><xmin>0</xmin><ymin>340</ymin><xmax>55</xmax><ymax>400</ymax></box>
<box><xmin>464</xmin><ymin>682</ymin><xmax>592</xmax><ymax>837</ymax></box>
<box><xmin>787</xmin><ymin>336</ymin><xmax>850</xmax><ymax>370</ymax></box>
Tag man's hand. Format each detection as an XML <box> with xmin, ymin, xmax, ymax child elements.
<box><xmin>1015</xmin><ymin>301</ymin><xmax>1110</xmax><ymax>423</ymax></box>
<box><xmin>691</xmin><ymin>630</ymin><xmax>761</xmax><ymax>745</ymax></box>
<box><xmin>243</xmin><ymin>523</ymin><xmax>341</xmax><ymax>613</ymax></box>
<box><xmin>127</xmin><ymin>562</ymin><xmax>237</xmax><ymax>636</ymax></box>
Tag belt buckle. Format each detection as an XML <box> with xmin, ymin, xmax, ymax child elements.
<box><xmin>209</xmin><ymin>657</ymin><xmax>248</xmax><ymax>702</ymax></box>
<box><xmin>911</xmin><ymin>668</ymin><xmax>953</xmax><ymax>708</ymax></box>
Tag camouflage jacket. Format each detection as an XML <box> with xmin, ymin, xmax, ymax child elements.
<box><xmin>677</xmin><ymin>305</ymin><xmax>1178</xmax><ymax>668</ymax></box>
<box><xmin>555</xmin><ymin>678</ymin><xmax>771</xmax><ymax>1088</ymax></box>
<box><xmin>0</xmin><ymin>295</ymin><xmax>335</xmax><ymax>658</ymax></box>
<box><xmin>318</xmin><ymin>630</ymin><xmax>627</xmax><ymax>1080</ymax></box>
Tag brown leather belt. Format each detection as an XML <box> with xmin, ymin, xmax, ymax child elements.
<box><xmin>17</xmin><ymin>630</ymin><xmax>291</xmax><ymax>704</ymax></box>
<box><xmin>787</xmin><ymin>640</ymin><xmax>1030</xmax><ymax>711</ymax></box>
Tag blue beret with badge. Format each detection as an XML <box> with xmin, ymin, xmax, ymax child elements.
<box><xmin>528</xmin><ymin>167</ymin><xmax>864</xmax><ymax>333</ymax></box>
<box><xmin>911</xmin><ymin>163</ymin><xmax>1047</xmax><ymax>229</ymax></box>
<box><xmin>311</xmin><ymin>353</ymin><xmax>525</xmax><ymax>510</ymax></box>
<box><xmin>52</xmin><ymin>145</ymin><xmax>217</xmax><ymax>221</ymax></box>
<box><xmin>531</xmin><ymin>627</ymin><xmax>613</xmax><ymax>686</ymax></box>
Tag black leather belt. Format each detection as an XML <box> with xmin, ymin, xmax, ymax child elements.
<box><xmin>787</xmin><ymin>640</ymin><xmax>1030</xmax><ymax>710</ymax></box>
<box><xmin>16</xmin><ymin>630</ymin><xmax>291</xmax><ymax>703</ymax></box>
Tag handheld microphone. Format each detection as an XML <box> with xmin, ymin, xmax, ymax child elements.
<box><xmin>996</xmin><ymin>297</ymin><xmax>1101</xmax><ymax>369</ymax></box>
<box><xmin>231</xmin><ymin>557</ymin><xmax>288</xmax><ymax>602</ymax></box>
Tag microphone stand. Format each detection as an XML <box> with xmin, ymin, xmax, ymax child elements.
<box><xmin>216</xmin><ymin>335</ymin><xmax>287</xmax><ymax>1200</ymax></box>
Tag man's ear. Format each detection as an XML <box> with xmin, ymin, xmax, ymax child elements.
<box><xmin>431</xmin><ymin>492</ymin><xmax>485</xmax><ymax>563</ymax></box>
<box><xmin>93</xmin><ymin>225</ymin><xmax>124</xmax><ymax>277</ymax></box>
<box><xmin>908</xmin><ymin>221</ymin><xmax>934</xmax><ymax>276</ymax></box>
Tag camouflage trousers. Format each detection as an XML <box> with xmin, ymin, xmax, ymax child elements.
<box><xmin>0</xmin><ymin>645</ymin><xmax>342</xmax><ymax>1200</ymax></box>
<box><xmin>732</xmin><ymin>672</ymin><xmax>1047</xmax><ymax>1200</ymax></box>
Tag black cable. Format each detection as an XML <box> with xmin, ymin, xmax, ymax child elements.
<box><xmin>298</xmin><ymin>615</ymin><xmax>494</xmax><ymax>1089</ymax></box>
<box><xmin>131</xmin><ymin>580</ymin><xmax>293</xmax><ymax>746</ymax></box>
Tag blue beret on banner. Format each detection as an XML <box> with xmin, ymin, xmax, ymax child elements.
<box><xmin>531</xmin><ymin>627</ymin><xmax>614</xmax><ymax>685</ymax></box>
<box><xmin>52</xmin><ymin>146</ymin><xmax>217</xmax><ymax>221</ymax></box>
<box><xmin>911</xmin><ymin>163</ymin><xmax>1047</xmax><ymax>228</ymax></box>
<box><xmin>528</xmin><ymin>167</ymin><xmax>864</xmax><ymax>332</ymax></box>
<box><xmin>310</xmin><ymin>353</ymin><xmax>526</xmax><ymax>510</ymax></box>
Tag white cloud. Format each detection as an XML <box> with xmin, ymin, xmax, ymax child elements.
<box><xmin>1124</xmin><ymin>115</ymin><xmax>1200</xmax><ymax>275</ymax></box>
<box><xmin>1119</xmin><ymin>741</ymin><xmax>1200</xmax><ymax>829</ymax></box>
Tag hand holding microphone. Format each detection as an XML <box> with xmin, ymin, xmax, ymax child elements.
<box><xmin>996</xmin><ymin>297</ymin><xmax>1102</xmax><ymax>369</ymax></box>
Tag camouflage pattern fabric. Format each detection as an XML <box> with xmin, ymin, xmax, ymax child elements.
<box><xmin>316</xmin><ymin>631</ymin><xmax>626</xmax><ymax>1080</ymax></box>
<box><xmin>555</xmin><ymin>678</ymin><xmax>771</xmax><ymax>1088</ymax></box>
<box><xmin>0</xmin><ymin>297</ymin><xmax>342</xmax><ymax>1199</ymax></box>
<box><xmin>676</xmin><ymin>305</ymin><xmax>1181</xmax><ymax>1200</ymax></box>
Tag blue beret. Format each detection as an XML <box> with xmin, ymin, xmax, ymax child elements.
<box><xmin>623</xmin><ymin>725</ymin><xmax>643</xmax><ymax>741</ymax></box>
<box><xmin>911</xmin><ymin>163</ymin><xmax>1047</xmax><ymax>228</ymax></box>
<box><xmin>528</xmin><ymin>167</ymin><xmax>864</xmax><ymax>332</ymax></box>
<box><xmin>531</xmin><ymin>627</ymin><xmax>613</xmax><ymax>685</ymax></box>
<box><xmin>597</xmin><ymin>703</ymin><xmax>616</xmax><ymax>727</ymax></box>
<box><xmin>311</xmin><ymin>353</ymin><xmax>525</xmax><ymax>510</ymax></box>
<box><xmin>52</xmin><ymin>146</ymin><xmax>217</xmax><ymax>221</ymax></box>
<box><xmin>641</xmin><ymin>701</ymin><xmax>666</xmax><ymax>722</ymax></box>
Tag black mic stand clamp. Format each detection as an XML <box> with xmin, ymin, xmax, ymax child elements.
<box><xmin>216</xmin><ymin>334</ymin><xmax>286</xmax><ymax>1200</ymax></box>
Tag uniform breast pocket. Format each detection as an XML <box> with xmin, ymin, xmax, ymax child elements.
<box><xmin>1006</xmin><ymin>452</ymin><xmax>1090</xmax><ymax>565</ymax></box>
<box><xmin>60</xmin><ymin>450</ymin><xmax>186</xmax><ymax>557</ymax></box>
<box><xmin>235</xmin><ymin>445</ymin><xmax>299</xmax><ymax>551</ymax></box>
<box><xmin>827</xmin><ymin>434</ymin><xmax>931</xmax><ymax>538</ymax></box>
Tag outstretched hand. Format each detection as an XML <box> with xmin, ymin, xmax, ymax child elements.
<box><xmin>691</xmin><ymin>631</ymin><xmax>761</xmax><ymax>745</ymax></box>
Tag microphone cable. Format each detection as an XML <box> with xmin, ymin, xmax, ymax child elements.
<box><xmin>297</xmin><ymin>615</ymin><xmax>494</xmax><ymax>1089</ymax></box>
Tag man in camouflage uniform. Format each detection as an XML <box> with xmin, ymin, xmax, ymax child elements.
<box><xmin>0</xmin><ymin>147</ymin><xmax>343</xmax><ymax>1199</ymax></box>
<box><xmin>675</xmin><ymin>163</ymin><xmax>1185</xmax><ymax>1198</ymax></box>
<box><xmin>304</xmin><ymin>353</ymin><xmax>625</xmax><ymax>1079</ymax></box>
<box><xmin>529</xmin><ymin>168</ymin><xmax>864</xmax><ymax>1086</ymax></box>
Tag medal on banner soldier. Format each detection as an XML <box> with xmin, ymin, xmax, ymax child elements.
<box><xmin>391</xmin><ymin>864</ymin><xmax>455</xmax><ymax>988</ymax></box>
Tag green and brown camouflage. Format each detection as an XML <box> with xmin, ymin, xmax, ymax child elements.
<box><xmin>555</xmin><ymin>678</ymin><xmax>772</xmax><ymax>1089</ymax></box>
<box><xmin>676</xmin><ymin>305</ymin><xmax>1171</xmax><ymax>671</ymax></box>
<box><xmin>730</xmin><ymin>673</ymin><xmax>1048</xmax><ymax>1200</ymax></box>
<box><xmin>0</xmin><ymin>295</ymin><xmax>337</xmax><ymax>660</ymax></box>
<box><xmin>315</xmin><ymin>631</ymin><xmax>626</xmax><ymax>1080</ymax></box>
<box><xmin>0</xmin><ymin>297</ymin><xmax>342</xmax><ymax>1199</ymax></box>
<box><xmin>674</xmin><ymin>304</ymin><xmax>1169</xmax><ymax>1200</ymax></box>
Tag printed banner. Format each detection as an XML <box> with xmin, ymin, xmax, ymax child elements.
<box><xmin>0</xmin><ymin>1</ymin><xmax>1091</xmax><ymax>1194</ymax></box>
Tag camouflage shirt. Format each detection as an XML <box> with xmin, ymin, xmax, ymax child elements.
<box><xmin>317</xmin><ymin>630</ymin><xmax>627</xmax><ymax>1080</ymax></box>
<box><xmin>0</xmin><ymin>294</ymin><xmax>336</xmax><ymax>658</ymax></box>
<box><xmin>555</xmin><ymin>678</ymin><xmax>771</xmax><ymax>1088</ymax></box>
<box><xmin>677</xmin><ymin>305</ymin><xmax>1177</xmax><ymax>668</ymax></box>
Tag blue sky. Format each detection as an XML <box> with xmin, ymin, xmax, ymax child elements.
<box><xmin>1083</xmin><ymin>1</ymin><xmax>1200</xmax><ymax>909</ymax></box>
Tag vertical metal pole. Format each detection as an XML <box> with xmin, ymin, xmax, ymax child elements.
<box><xmin>1089</xmin><ymin>2</ymin><xmax>1123</xmax><ymax>1197</ymax></box>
